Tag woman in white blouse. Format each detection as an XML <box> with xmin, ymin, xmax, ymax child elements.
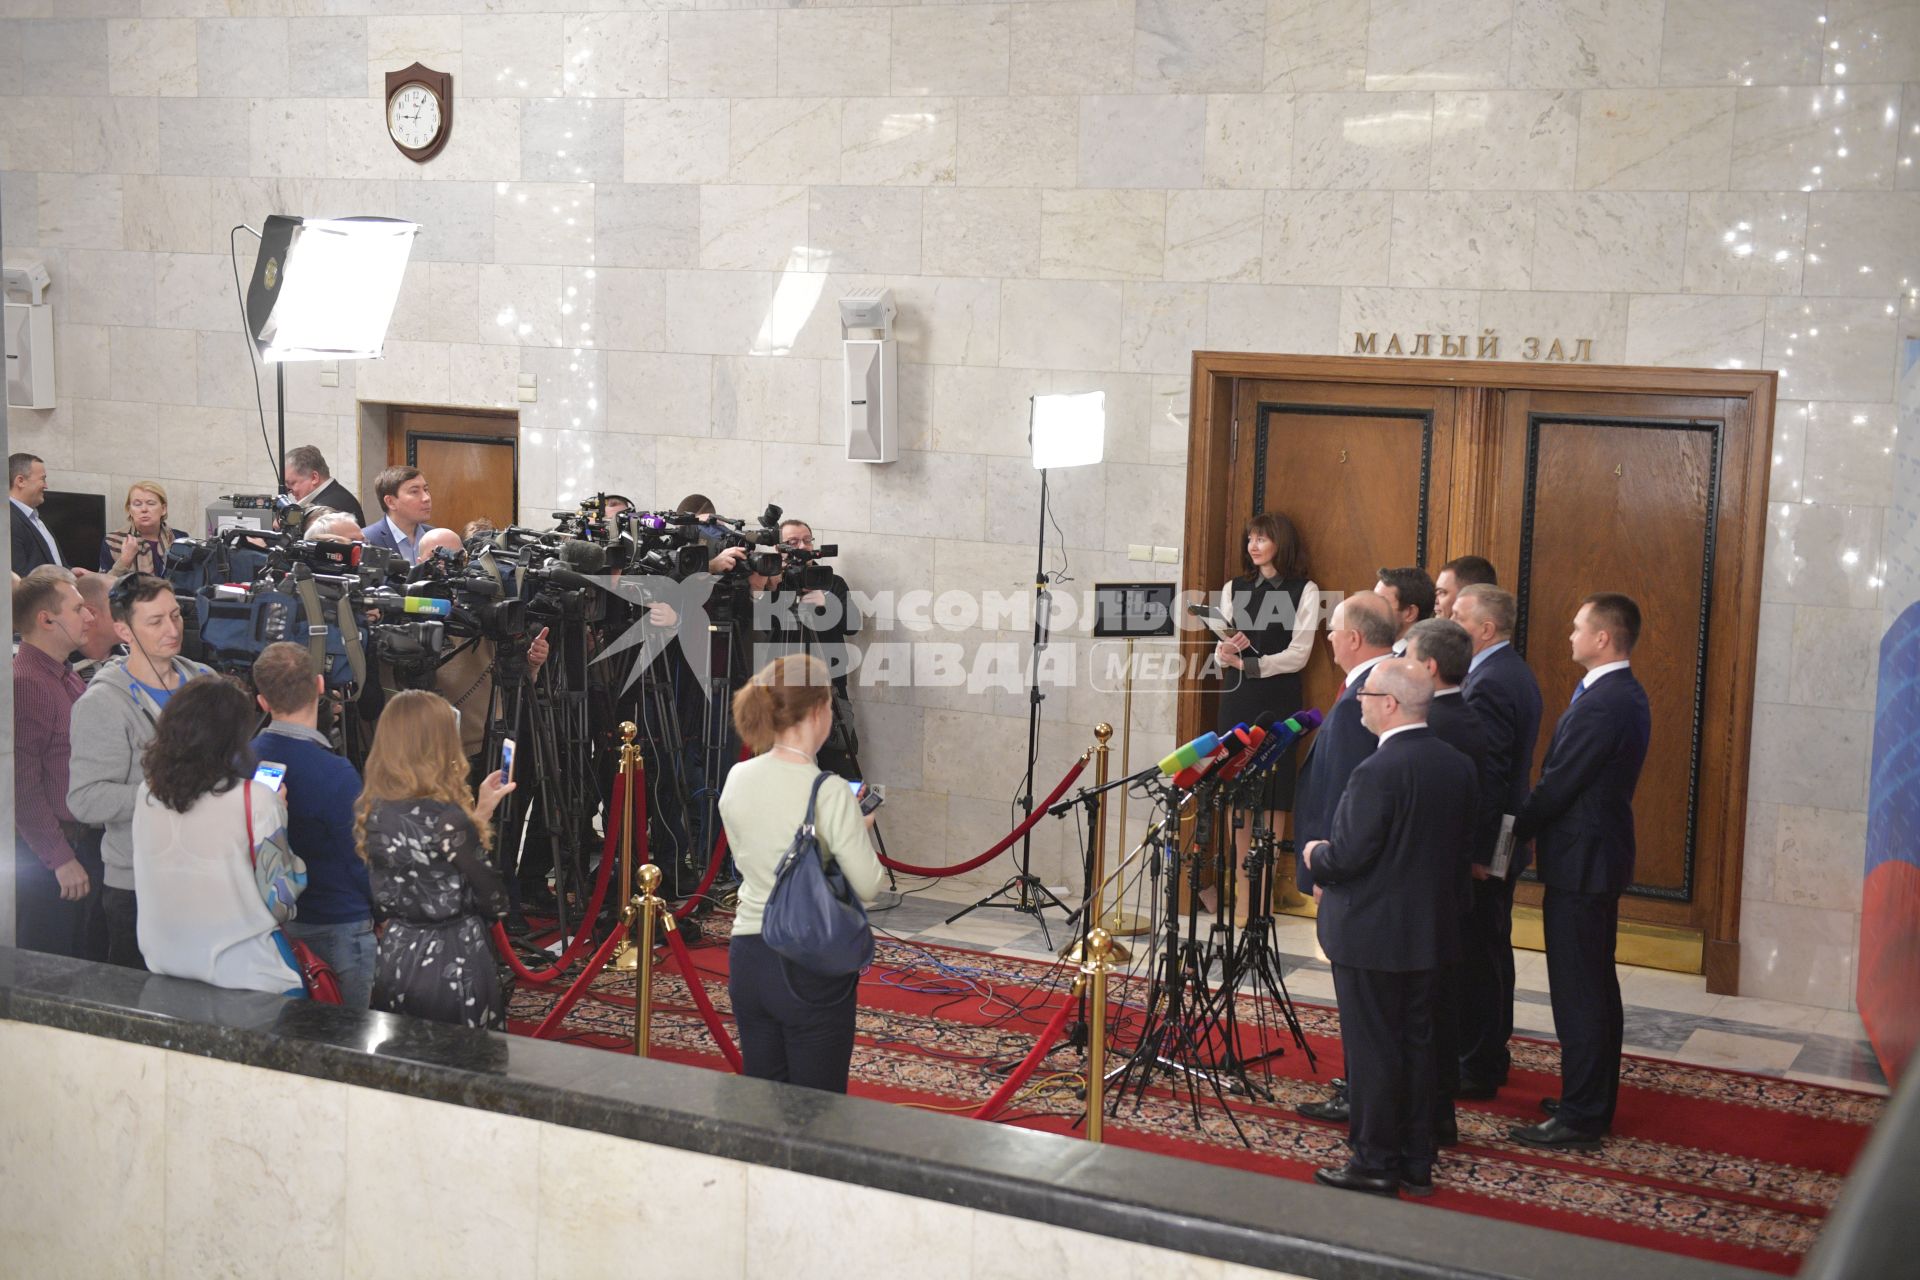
<box><xmin>1214</xmin><ymin>512</ymin><xmax>1320</xmax><ymax>925</ymax></box>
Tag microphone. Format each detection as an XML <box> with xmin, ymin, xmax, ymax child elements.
<box><xmin>1215</xmin><ymin>715</ymin><xmax>1278</xmax><ymax>783</ymax></box>
<box><xmin>1234</xmin><ymin>708</ymin><xmax>1325</xmax><ymax>783</ymax></box>
<box><xmin>1158</xmin><ymin>731</ymin><xmax>1220</xmax><ymax>776</ymax></box>
<box><xmin>402</xmin><ymin>596</ymin><xmax>452</xmax><ymax>617</ymax></box>
<box><xmin>1172</xmin><ymin>729</ymin><xmax>1238</xmax><ymax>788</ymax></box>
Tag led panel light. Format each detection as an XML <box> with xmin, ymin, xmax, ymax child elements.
<box><xmin>1030</xmin><ymin>390</ymin><xmax>1106</xmax><ymax>470</ymax></box>
<box><xmin>246</xmin><ymin>215</ymin><xmax>418</xmax><ymax>362</ymax></box>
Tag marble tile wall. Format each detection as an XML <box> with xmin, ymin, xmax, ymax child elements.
<box><xmin>1</xmin><ymin>1</ymin><xmax>1914</xmax><ymax>1009</ymax></box>
<box><xmin>0</xmin><ymin>1020</ymin><xmax>1307</xmax><ymax>1280</ymax></box>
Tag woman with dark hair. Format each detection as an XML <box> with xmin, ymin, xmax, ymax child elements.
<box><xmin>1214</xmin><ymin>512</ymin><xmax>1320</xmax><ymax>923</ymax></box>
<box><xmin>131</xmin><ymin>676</ymin><xmax>306</xmax><ymax>995</ymax></box>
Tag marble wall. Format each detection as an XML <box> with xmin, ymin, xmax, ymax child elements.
<box><xmin>2</xmin><ymin>1</ymin><xmax>1915</xmax><ymax>1008</ymax></box>
<box><xmin>0</xmin><ymin>1019</ymin><xmax>1302</xmax><ymax>1280</ymax></box>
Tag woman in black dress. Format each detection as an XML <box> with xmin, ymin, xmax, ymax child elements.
<box><xmin>1214</xmin><ymin>512</ymin><xmax>1320</xmax><ymax>924</ymax></box>
<box><xmin>355</xmin><ymin>690</ymin><xmax>516</xmax><ymax>1028</ymax></box>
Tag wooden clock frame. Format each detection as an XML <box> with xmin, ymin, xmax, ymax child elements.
<box><xmin>384</xmin><ymin>62</ymin><xmax>452</xmax><ymax>163</ymax></box>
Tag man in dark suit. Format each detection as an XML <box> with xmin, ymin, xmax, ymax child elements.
<box><xmin>1374</xmin><ymin>566</ymin><xmax>1435</xmax><ymax>652</ymax></box>
<box><xmin>1453</xmin><ymin>584</ymin><xmax>1543</xmax><ymax>1096</ymax></box>
<box><xmin>10</xmin><ymin>453</ymin><xmax>65</xmax><ymax>575</ymax></box>
<box><xmin>1291</xmin><ymin>591</ymin><xmax>1395</xmax><ymax>1124</ymax></box>
<box><xmin>284</xmin><ymin>445</ymin><xmax>367</xmax><ymax>527</ymax></box>
<box><xmin>1404</xmin><ymin>617</ymin><xmax>1501</xmax><ymax>1144</ymax></box>
<box><xmin>1302</xmin><ymin>658</ymin><xmax>1478</xmax><ymax>1197</ymax></box>
<box><xmin>1508</xmin><ymin>593</ymin><xmax>1651</xmax><ymax>1151</ymax></box>
<box><xmin>361</xmin><ymin>465</ymin><xmax>437</xmax><ymax>563</ymax></box>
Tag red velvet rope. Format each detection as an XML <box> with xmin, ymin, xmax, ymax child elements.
<box><xmin>972</xmin><ymin>995</ymin><xmax>1077</xmax><ymax>1120</ymax></box>
<box><xmin>662</xmin><ymin>924</ymin><xmax>744</xmax><ymax>1072</ymax></box>
<box><xmin>529</xmin><ymin>916</ymin><xmax>630</xmax><ymax>1039</ymax></box>
<box><xmin>491</xmin><ymin>757</ymin><xmax>630</xmax><ymax>984</ymax></box>
<box><xmin>877</xmin><ymin>755</ymin><xmax>1090</xmax><ymax>878</ymax></box>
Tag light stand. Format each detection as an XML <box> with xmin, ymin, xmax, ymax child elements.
<box><xmin>945</xmin><ymin>392</ymin><xmax>1105</xmax><ymax>945</ymax></box>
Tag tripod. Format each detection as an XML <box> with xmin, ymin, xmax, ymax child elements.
<box><xmin>1104</xmin><ymin>779</ymin><xmax>1252</xmax><ymax>1145</ymax></box>
<box><xmin>1208</xmin><ymin>783</ymin><xmax>1318</xmax><ymax>1084</ymax></box>
<box><xmin>946</xmin><ymin>461</ymin><xmax>1071</xmax><ymax>946</ymax></box>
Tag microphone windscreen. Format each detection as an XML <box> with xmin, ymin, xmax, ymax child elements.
<box><xmin>1157</xmin><ymin>732</ymin><xmax>1220</xmax><ymax>775</ymax></box>
<box><xmin>559</xmin><ymin>538</ymin><xmax>607</xmax><ymax>574</ymax></box>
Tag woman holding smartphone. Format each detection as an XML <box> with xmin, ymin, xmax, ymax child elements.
<box><xmin>131</xmin><ymin>677</ymin><xmax>307</xmax><ymax>995</ymax></box>
<box><xmin>1214</xmin><ymin>512</ymin><xmax>1319</xmax><ymax>924</ymax></box>
<box><xmin>355</xmin><ymin>690</ymin><xmax>516</xmax><ymax>1028</ymax></box>
<box><xmin>720</xmin><ymin>654</ymin><xmax>884</xmax><ymax>1092</ymax></box>
<box><xmin>100</xmin><ymin>481</ymin><xmax>186</xmax><ymax>577</ymax></box>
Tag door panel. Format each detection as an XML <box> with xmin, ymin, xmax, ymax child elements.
<box><xmin>1230</xmin><ymin>381</ymin><xmax>1453</xmax><ymax>722</ymax></box>
<box><xmin>1519</xmin><ymin>416</ymin><xmax>1715</xmax><ymax>904</ymax></box>
<box><xmin>386</xmin><ymin>406</ymin><xmax>518</xmax><ymax>541</ymax></box>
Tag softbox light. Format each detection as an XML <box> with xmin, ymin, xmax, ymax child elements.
<box><xmin>245</xmin><ymin>215</ymin><xmax>418</xmax><ymax>362</ymax></box>
<box><xmin>1030</xmin><ymin>390</ymin><xmax>1106</xmax><ymax>470</ymax></box>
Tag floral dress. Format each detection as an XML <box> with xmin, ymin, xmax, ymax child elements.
<box><xmin>363</xmin><ymin>798</ymin><xmax>511</xmax><ymax>1029</ymax></box>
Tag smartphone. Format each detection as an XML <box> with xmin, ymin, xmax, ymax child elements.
<box><xmin>499</xmin><ymin>737</ymin><xmax>516</xmax><ymax>784</ymax></box>
<box><xmin>253</xmin><ymin>761</ymin><xmax>287</xmax><ymax>793</ymax></box>
<box><xmin>849</xmin><ymin>780</ymin><xmax>884</xmax><ymax>816</ymax></box>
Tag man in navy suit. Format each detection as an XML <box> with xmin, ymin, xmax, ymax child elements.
<box><xmin>1453</xmin><ymin>584</ymin><xmax>1543</xmax><ymax>1096</ymax></box>
<box><xmin>1404</xmin><ymin>617</ymin><xmax>1501</xmax><ymax>1144</ymax></box>
<box><xmin>1302</xmin><ymin>658</ymin><xmax>1478</xmax><ymax>1198</ymax></box>
<box><xmin>1508</xmin><ymin>593</ymin><xmax>1651</xmax><ymax>1151</ymax></box>
<box><xmin>1291</xmin><ymin>591</ymin><xmax>1395</xmax><ymax>1124</ymax></box>
<box><xmin>10</xmin><ymin>453</ymin><xmax>65</xmax><ymax>575</ymax></box>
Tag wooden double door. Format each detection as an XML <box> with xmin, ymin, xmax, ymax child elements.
<box><xmin>384</xmin><ymin>405</ymin><xmax>520</xmax><ymax>538</ymax></box>
<box><xmin>1181</xmin><ymin>356</ymin><xmax>1775</xmax><ymax>994</ymax></box>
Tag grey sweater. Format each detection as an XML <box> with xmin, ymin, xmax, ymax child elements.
<box><xmin>67</xmin><ymin>657</ymin><xmax>213</xmax><ymax>891</ymax></box>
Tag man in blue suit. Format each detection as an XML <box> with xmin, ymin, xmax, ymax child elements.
<box><xmin>1454</xmin><ymin>584</ymin><xmax>1543</xmax><ymax>1096</ymax></box>
<box><xmin>1302</xmin><ymin>658</ymin><xmax>1478</xmax><ymax>1197</ymax></box>
<box><xmin>1291</xmin><ymin>591</ymin><xmax>1394</xmax><ymax>1125</ymax></box>
<box><xmin>361</xmin><ymin>465</ymin><xmax>436</xmax><ymax>564</ymax></box>
<box><xmin>1508</xmin><ymin>593</ymin><xmax>1651</xmax><ymax>1150</ymax></box>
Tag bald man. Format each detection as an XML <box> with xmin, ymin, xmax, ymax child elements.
<box><xmin>1302</xmin><ymin>658</ymin><xmax>1478</xmax><ymax>1198</ymax></box>
<box><xmin>1292</xmin><ymin>592</ymin><xmax>1398</xmax><ymax>894</ymax></box>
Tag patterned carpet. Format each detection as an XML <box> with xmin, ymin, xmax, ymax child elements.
<box><xmin>505</xmin><ymin>918</ymin><xmax>1881</xmax><ymax>1275</ymax></box>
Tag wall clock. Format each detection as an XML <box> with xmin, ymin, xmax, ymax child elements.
<box><xmin>385</xmin><ymin>62</ymin><xmax>452</xmax><ymax>163</ymax></box>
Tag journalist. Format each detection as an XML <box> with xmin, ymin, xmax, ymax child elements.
<box><xmin>410</xmin><ymin>528</ymin><xmax>549</xmax><ymax>766</ymax></box>
<box><xmin>720</xmin><ymin>654</ymin><xmax>884</xmax><ymax>1092</ymax></box>
<box><xmin>355</xmin><ymin>690</ymin><xmax>517</xmax><ymax>1029</ymax></box>
<box><xmin>251</xmin><ymin>642</ymin><xmax>376</xmax><ymax>1008</ymax></box>
<box><xmin>364</xmin><ymin>465</ymin><xmax>436</xmax><ymax>563</ymax></box>
<box><xmin>71</xmin><ymin>571</ymin><xmax>121</xmax><ymax>680</ymax></box>
<box><xmin>132</xmin><ymin>677</ymin><xmax>307</xmax><ymax>997</ymax></box>
<box><xmin>284</xmin><ymin>444</ymin><xmax>366</xmax><ymax>527</ymax></box>
<box><xmin>68</xmin><ymin>573</ymin><xmax>214</xmax><ymax>968</ymax></box>
<box><xmin>100</xmin><ymin>481</ymin><xmax>189</xmax><ymax>577</ymax></box>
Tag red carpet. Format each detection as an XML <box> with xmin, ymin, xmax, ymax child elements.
<box><xmin>505</xmin><ymin>923</ymin><xmax>1881</xmax><ymax>1274</ymax></box>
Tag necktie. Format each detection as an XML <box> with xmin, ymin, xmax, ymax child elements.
<box><xmin>31</xmin><ymin>511</ymin><xmax>60</xmax><ymax>566</ymax></box>
<box><xmin>1570</xmin><ymin>680</ymin><xmax>1586</xmax><ymax>706</ymax></box>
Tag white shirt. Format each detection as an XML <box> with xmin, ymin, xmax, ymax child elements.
<box><xmin>11</xmin><ymin>497</ymin><xmax>62</xmax><ymax>566</ymax></box>
<box><xmin>1216</xmin><ymin>578</ymin><xmax>1321</xmax><ymax>679</ymax></box>
<box><xmin>1469</xmin><ymin>639</ymin><xmax>1510</xmax><ymax>673</ymax></box>
<box><xmin>1434</xmin><ymin>686</ymin><xmax>1462</xmax><ymax>698</ymax></box>
<box><xmin>132</xmin><ymin>781</ymin><xmax>300</xmax><ymax>995</ymax></box>
<box><xmin>1582</xmin><ymin>659</ymin><xmax>1631</xmax><ymax>689</ymax></box>
<box><xmin>1344</xmin><ymin>652</ymin><xmax>1390</xmax><ymax>690</ymax></box>
<box><xmin>1376</xmin><ymin>722</ymin><xmax>1427</xmax><ymax>746</ymax></box>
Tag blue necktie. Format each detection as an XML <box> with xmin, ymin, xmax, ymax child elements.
<box><xmin>1570</xmin><ymin>681</ymin><xmax>1586</xmax><ymax>706</ymax></box>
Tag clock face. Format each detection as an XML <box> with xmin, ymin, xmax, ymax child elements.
<box><xmin>387</xmin><ymin>82</ymin><xmax>443</xmax><ymax>151</ymax></box>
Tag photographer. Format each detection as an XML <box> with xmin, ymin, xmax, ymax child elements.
<box><xmin>68</xmin><ymin>573</ymin><xmax>215</xmax><ymax>968</ymax></box>
<box><xmin>761</xmin><ymin>518</ymin><xmax>862</xmax><ymax>777</ymax></box>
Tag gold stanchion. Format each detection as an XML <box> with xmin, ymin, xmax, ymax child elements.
<box><xmin>1104</xmin><ymin>643</ymin><xmax>1150</xmax><ymax>938</ymax></box>
<box><xmin>1081</xmin><ymin>927</ymin><xmax>1114</xmax><ymax>1143</ymax></box>
<box><xmin>633</xmin><ymin>864</ymin><xmax>663</xmax><ymax>1058</ymax></box>
<box><xmin>1063</xmin><ymin>725</ymin><xmax>1129</xmax><ymax>965</ymax></box>
<box><xmin>612</xmin><ymin>722</ymin><xmax>643</xmax><ymax>971</ymax></box>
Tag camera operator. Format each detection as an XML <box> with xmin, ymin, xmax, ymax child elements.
<box><xmin>409</xmin><ymin>529</ymin><xmax>550</xmax><ymax>772</ymax></box>
<box><xmin>307</xmin><ymin>510</ymin><xmax>363</xmax><ymax>543</ymax></box>
<box><xmin>364</xmin><ymin>466</ymin><xmax>436</xmax><ymax>564</ymax></box>
<box><xmin>284</xmin><ymin>445</ymin><xmax>366</xmax><ymax>527</ymax></box>
<box><xmin>759</xmin><ymin>518</ymin><xmax>862</xmax><ymax>777</ymax></box>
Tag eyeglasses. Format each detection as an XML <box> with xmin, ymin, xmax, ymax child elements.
<box><xmin>1354</xmin><ymin>690</ymin><xmax>1392</xmax><ymax>699</ymax></box>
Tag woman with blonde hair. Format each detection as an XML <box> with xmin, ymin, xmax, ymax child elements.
<box><xmin>719</xmin><ymin>654</ymin><xmax>884</xmax><ymax>1092</ymax></box>
<box><xmin>100</xmin><ymin>480</ymin><xmax>186</xmax><ymax>576</ymax></box>
<box><xmin>356</xmin><ymin>690</ymin><xmax>515</xmax><ymax>1027</ymax></box>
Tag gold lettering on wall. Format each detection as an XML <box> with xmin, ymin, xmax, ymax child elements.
<box><xmin>1352</xmin><ymin>330</ymin><xmax>1594</xmax><ymax>362</ymax></box>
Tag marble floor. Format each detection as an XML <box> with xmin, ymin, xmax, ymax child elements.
<box><xmin>865</xmin><ymin>878</ymin><xmax>1890</xmax><ymax>1096</ymax></box>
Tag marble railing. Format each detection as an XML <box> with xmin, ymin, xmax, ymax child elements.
<box><xmin>0</xmin><ymin>948</ymin><xmax>1762</xmax><ymax>1280</ymax></box>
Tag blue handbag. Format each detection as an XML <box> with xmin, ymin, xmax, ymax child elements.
<box><xmin>761</xmin><ymin>772</ymin><xmax>874</xmax><ymax>978</ymax></box>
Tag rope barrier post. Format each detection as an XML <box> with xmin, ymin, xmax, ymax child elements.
<box><xmin>633</xmin><ymin>864</ymin><xmax>662</xmax><ymax>1058</ymax></box>
<box><xmin>612</xmin><ymin>722</ymin><xmax>642</xmax><ymax>972</ymax></box>
<box><xmin>1082</xmin><ymin>927</ymin><xmax>1114</xmax><ymax>1143</ymax></box>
